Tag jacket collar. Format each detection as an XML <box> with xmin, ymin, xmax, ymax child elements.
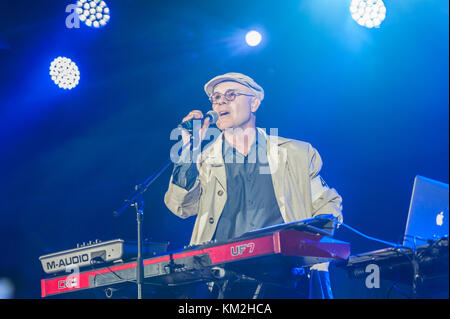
<box><xmin>201</xmin><ymin>127</ymin><xmax>290</xmax><ymax>159</ymax></box>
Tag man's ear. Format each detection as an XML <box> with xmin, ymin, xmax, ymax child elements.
<box><xmin>250</xmin><ymin>97</ymin><xmax>261</xmax><ymax>113</ymax></box>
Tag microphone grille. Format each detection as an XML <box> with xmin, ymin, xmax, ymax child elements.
<box><xmin>206</xmin><ymin>110</ymin><xmax>219</xmax><ymax>124</ymax></box>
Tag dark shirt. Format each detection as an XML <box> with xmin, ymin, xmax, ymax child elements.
<box><xmin>171</xmin><ymin>131</ymin><xmax>283</xmax><ymax>242</ymax></box>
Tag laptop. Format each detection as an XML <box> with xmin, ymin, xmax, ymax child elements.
<box><xmin>403</xmin><ymin>175</ymin><xmax>449</xmax><ymax>248</ymax></box>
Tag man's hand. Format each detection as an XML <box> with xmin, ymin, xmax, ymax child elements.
<box><xmin>180</xmin><ymin>110</ymin><xmax>212</xmax><ymax>149</ymax></box>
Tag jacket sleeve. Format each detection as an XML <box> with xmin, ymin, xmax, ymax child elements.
<box><xmin>164</xmin><ymin>163</ymin><xmax>202</xmax><ymax>219</ymax></box>
<box><xmin>307</xmin><ymin>145</ymin><xmax>343</xmax><ymax>276</ymax></box>
<box><xmin>308</xmin><ymin>145</ymin><xmax>343</xmax><ymax>223</ymax></box>
<box><xmin>172</xmin><ymin>162</ymin><xmax>199</xmax><ymax>190</ymax></box>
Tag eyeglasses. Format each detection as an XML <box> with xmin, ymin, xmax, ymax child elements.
<box><xmin>209</xmin><ymin>89</ymin><xmax>255</xmax><ymax>104</ymax></box>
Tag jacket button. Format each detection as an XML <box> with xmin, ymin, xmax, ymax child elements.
<box><xmin>209</xmin><ymin>217</ymin><xmax>214</xmax><ymax>224</ymax></box>
<box><xmin>217</xmin><ymin>190</ymin><xmax>224</xmax><ymax>196</ymax></box>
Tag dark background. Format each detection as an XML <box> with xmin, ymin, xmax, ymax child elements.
<box><xmin>0</xmin><ymin>0</ymin><xmax>448</xmax><ymax>298</ymax></box>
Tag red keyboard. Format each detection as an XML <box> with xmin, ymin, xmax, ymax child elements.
<box><xmin>41</xmin><ymin>227</ymin><xmax>350</xmax><ymax>298</ymax></box>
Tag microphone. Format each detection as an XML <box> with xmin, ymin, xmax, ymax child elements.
<box><xmin>178</xmin><ymin>110</ymin><xmax>219</xmax><ymax>133</ymax></box>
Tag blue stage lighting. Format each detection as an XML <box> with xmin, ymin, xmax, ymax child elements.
<box><xmin>245</xmin><ymin>31</ymin><xmax>262</xmax><ymax>47</ymax></box>
<box><xmin>76</xmin><ymin>0</ymin><xmax>110</xmax><ymax>28</ymax></box>
<box><xmin>49</xmin><ymin>57</ymin><xmax>80</xmax><ymax>90</ymax></box>
<box><xmin>350</xmin><ymin>0</ymin><xmax>386</xmax><ymax>29</ymax></box>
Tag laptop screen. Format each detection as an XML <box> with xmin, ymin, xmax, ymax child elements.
<box><xmin>403</xmin><ymin>175</ymin><xmax>449</xmax><ymax>248</ymax></box>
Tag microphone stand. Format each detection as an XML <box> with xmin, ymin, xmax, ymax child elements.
<box><xmin>113</xmin><ymin>158</ymin><xmax>173</xmax><ymax>299</ymax></box>
<box><xmin>114</xmin><ymin>122</ymin><xmax>203</xmax><ymax>299</ymax></box>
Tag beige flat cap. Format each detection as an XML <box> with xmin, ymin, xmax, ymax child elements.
<box><xmin>204</xmin><ymin>72</ymin><xmax>264</xmax><ymax>101</ymax></box>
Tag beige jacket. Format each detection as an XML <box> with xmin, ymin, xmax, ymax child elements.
<box><xmin>164</xmin><ymin>128</ymin><xmax>343</xmax><ymax>246</ymax></box>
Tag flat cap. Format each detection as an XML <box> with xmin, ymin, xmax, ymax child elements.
<box><xmin>204</xmin><ymin>72</ymin><xmax>264</xmax><ymax>101</ymax></box>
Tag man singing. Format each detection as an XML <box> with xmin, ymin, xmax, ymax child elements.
<box><xmin>164</xmin><ymin>72</ymin><xmax>343</xmax><ymax>298</ymax></box>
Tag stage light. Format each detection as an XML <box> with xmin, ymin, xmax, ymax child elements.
<box><xmin>76</xmin><ymin>0</ymin><xmax>110</xmax><ymax>28</ymax></box>
<box><xmin>245</xmin><ymin>31</ymin><xmax>262</xmax><ymax>47</ymax></box>
<box><xmin>49</xmin><ymin>57</ymin><xmax>80</xmax><ymax>90</ymax></box>
<box><xmin>350</xmin><ymin>0</ymin><xmax>386</xmax><ymax>29</ymax></box>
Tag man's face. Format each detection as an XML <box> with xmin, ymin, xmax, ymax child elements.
<box><xmin>211</xmin><ymin>81</ymin><xmax>260</xmax><ymax>131</ymax></box>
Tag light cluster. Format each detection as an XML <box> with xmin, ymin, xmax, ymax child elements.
<box><xmin>76</xmin><ymin>0</ymin><xmax>110</xmax><ymax>28</ymax></box>
<box><xmin>49</xmin><ymin>57</ymin><xmax>80</xmax><ymax>90</ymax></box>
<box><xmin>350</xmin><ymin>0</ymin><xmax>386</xmax><ymax>29</ymax></box>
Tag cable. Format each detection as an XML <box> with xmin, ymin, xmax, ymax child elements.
<box><xmin>314</xmin><ymin>215</ymin><xmax>421</xmax><ymax>297</ymax></box>
<box><xmin>90</xmin><ymin>258</ymin><xmax>155</xmax><ymax>286</ymax></box>
<box><xmin>89</xmin><ymin>259</ymin><xmax>136</xmax><ymax>286</ymax></box>
<box><xmin>340</xmin><ymin>222</ymin><xmax>402</xmax><ymax>248</ymax></box>
<box><xmin>416</xmin><ymin>237</ymin><xmax>448</xmax><ymax>261</ymax></box>
<box><xmin>402</xmin><ymin>234</ymin><xmax>430</xmax><ymax>252</ymax></box>
<box><xmin>89</xmin><ymin>258</ymin><xmax>173</xmax><ymax>289</ymax></box>
<box><xmin>314</xmin><ymin>215</ymin><xmax>403</xmax><ymax>249</ymax></box>
<box><xmin>387</xmin><ymin>282</ymin><xmax>412</xmax><ymax>299</ymax></box>
<box><xmin>315</xmin><ymin>214</ymin><xmax>416</xmax><ymax>256</ymax></box>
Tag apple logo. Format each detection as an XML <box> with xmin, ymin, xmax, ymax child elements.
<box><xmin>436</xmin><ymin>211</ymin><xmax>444</xmax><ymax>226</ymax></box>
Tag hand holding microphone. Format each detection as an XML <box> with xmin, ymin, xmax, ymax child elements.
<box><xmin>178</xmin><ymin>110</ymin><xmax>218</xmax><ymax>147</ymax></box>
